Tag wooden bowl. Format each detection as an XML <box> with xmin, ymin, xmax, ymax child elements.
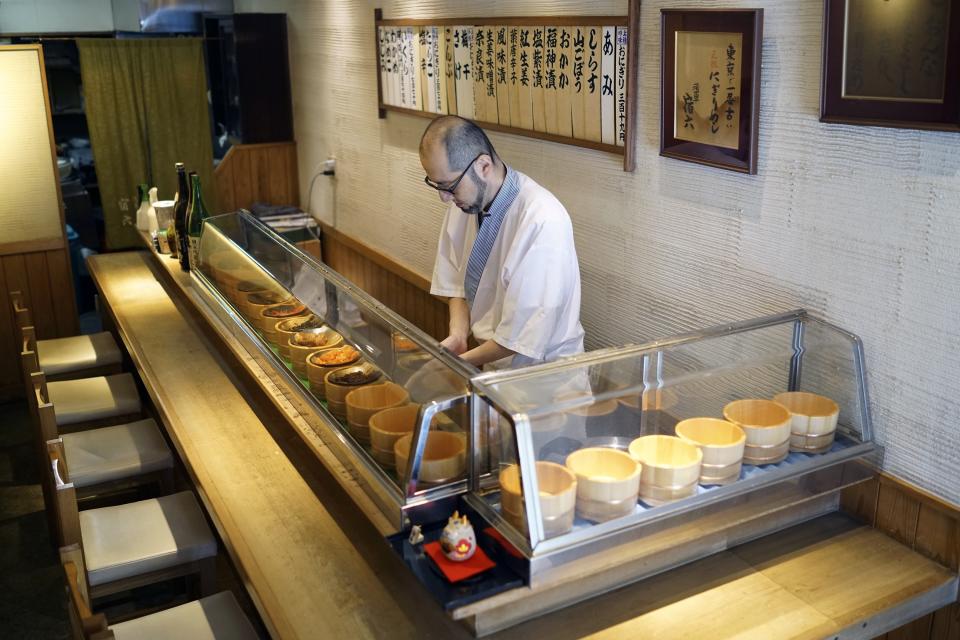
<box><xmin>743</xmin><ymin>438</ymin><xmax>791</xmax><ymax>465</ymax></box>
<box><xmin>638</xmin><ymin>478</ymin><xmax>698</xmax><ymax>505</ymax></box>
<box><xmin>723</xmin><ymin>399</ymin><xmax>792</xmax><ymax>447</ymax></box>
<box><xmin>499</xmin><ymin>461</ymin><xmax>577</xmax><ymax>537</ymax></box>
<box><xmin>261</xmin><ymin>303</ymin><xmax>310</xmax><ymax>346</ymax></box>
<box><xmin>275</xmin><ymin>315</ymin><xmax>326</xmax><ymax>360</ymax></box>
<box><xmin>231</xmin><ymin>279</ymin><xmax>269</xmax><ymax>305</ymax></box>
<box><xmin>675</xmin><ymin>418</ymin><xmax>746</xmax><ymax>471</ymax></box>
<box><xmin>289</xmin><ymin>329</ymin><xmax>345</xmax><ymax>378</ymax></box>
<box><xmin>324</xmin><ymin>364</ymin><xmax>383</xmax><ymax>420</ymax></box>
<box><xmin>773</xmin><ymin>391</ymin><xmax>840</xmax><ymax>453</ymax></box>
<box><xmin>565</xmin><ymin>447</ymin><xmax>640</xmax><ymax>522</ymax></box>
<box><xmin>394</xmin><ymin>431</ymin><xmax>466</xmax><ymax>484</ymax></box>
<box><xmin>617</xmin><ymin>387</ymin><xmax>677</xmax><ymax>412</ymax></box>
<box><xmin>699</xmin><ymin>460</ymin><xmax>742</xmax><ymax>486</ymax></box>
<box><xmin>628</xmin><ymin>435</ymin><xmax>703</xmax><ymax>500</ymax></box>
<box><xmin>565</xmin><ymin>398</ymin><xmax>619</xmax><ymax>418</ymax></box>
<box><xmin>346</xmin><ymin>382</ymin><xmax>409</xmax><ymax>444</ymax></box>
<box><xmin>369</xmin><ymin>404</ymin><xmax>421</xmax><ymax>466</ymax></box>
<box><xmin>243</xmin><ymin>291</ymin><xmax>291</xmax><ymax>329</ymax></box>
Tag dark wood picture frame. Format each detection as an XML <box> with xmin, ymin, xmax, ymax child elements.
<box><xmin>820</xmin><ymin>0</ymin><xmax>960</xmax><ymax>132</ymax></box>
<box><xmin>374</xmin><ymin>4</ymin><xmax>642</xmax><ymax>172</ymax></box>
<box><xmin>660</xmin><ymin>9</ymin><xmax>763</xmax><ymax>175</ymax></box>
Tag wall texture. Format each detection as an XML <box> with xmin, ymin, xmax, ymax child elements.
<box><xmin>235</xmin><ymin>0</ymin><xmax>960</xmax><ymax>505</ymax></box>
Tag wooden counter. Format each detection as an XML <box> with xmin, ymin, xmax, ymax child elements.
<box><xmin>88</xmin><ymin>249</ymin><xmax>958</xmax><ymax>639</ymax></box>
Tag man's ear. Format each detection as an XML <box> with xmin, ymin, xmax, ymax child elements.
<box><xmin>476</xmin><ymin>154</ymin><xmax>494</xmax><ymax>178</ymax></box>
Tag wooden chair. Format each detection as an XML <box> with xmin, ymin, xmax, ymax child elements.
<box><xmin>46</xmin><ymin>440</ymin><xmax>218</xmax><ymax>604</ymax></box>
<box><xmin>27</xmin><ymin>370</ymin><xmax>174</xmax><ymax>501</ymax></box>
<box><xmin>11</xmin><ymin>289</ymin><xmax>123</xmax><ymax>382</ymax></box>
<box><xmin>62</xmin><ymin>546</ymin><xmax>258</xmax><ymax>640</ymax></box>
<box><xmin>21</xmin><ymin>326</ymin><xmax>142</xmax><ymax>431</ymax></box>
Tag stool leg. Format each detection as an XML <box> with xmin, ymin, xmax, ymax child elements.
<box><xmin>198</xmin><ymin>556</ymin><xmax>217</xmax><ymax>597</ymax></box>
<box><xmin>159</xmin><ymin>466</ymin><xmax>176</xmax><ymax>494</ymax></box>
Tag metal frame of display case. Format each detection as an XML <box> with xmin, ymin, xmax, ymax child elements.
<box><xmin>191</xmin><ymin>212</ymin><xmax>478</xmax><ymax>531</ymax></box>
<box><xmin>463</xmin><ymin>309</ymin><xmax>879</xmax><ymax>571</ymax></box>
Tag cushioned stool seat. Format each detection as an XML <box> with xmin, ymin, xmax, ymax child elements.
<box><xmin>48</xmin><ymin>373</ymin><xmax>141</xmax><ymax>426</ymax></box>
<box><xmin>109</xmin><ymin>591</ymin><xmax>258</xmax><ymax>640</ymax></box>
<box><xmin>37</xmin><ymin>331</ymin><xmax>123</xmax><ymax>376</ymax></box>
<box><xmin>62</xmin><ymin>418</ymin><xmax>173</xmax><ymax>488</ymax></box>
<box><xmin>80</xmin><ymin>490</ymin><xmax>217</xmax><ymax>587</ymax></box>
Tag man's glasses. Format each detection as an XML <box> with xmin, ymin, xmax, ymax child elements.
<box><xmin>423</xmin><ymin>154</ymin><xmax>483</xmax><ymax>194</ymax></box>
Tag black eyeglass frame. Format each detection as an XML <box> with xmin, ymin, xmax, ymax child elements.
<box><xmin>423</xmin><ymin>153</ymin><xmax>485</xmax><ymax>194</ymax></box>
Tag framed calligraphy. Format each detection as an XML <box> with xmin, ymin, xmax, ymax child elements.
<box><xmin>660</xmin><ymin>9</ymin><xmax>763</xmax><ymax>174</ymax></box>
<box><xmin>820</xmin><ymin>0</ymin><xmax>960</xmax><ymax>132</ymax></box>
<box><xmin>374</xmin><ymin>6</ymin><xmax>641</xmax><ymax>172</ymax></box>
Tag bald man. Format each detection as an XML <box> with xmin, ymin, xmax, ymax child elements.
<box><xmin>421</xmin><ymin>116</ymin><xmax>585</xmax><ymax>369</ymax></box>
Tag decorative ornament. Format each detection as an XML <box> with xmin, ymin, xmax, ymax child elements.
<box><xmin>440</xmin><ymin>511</ymin><xmax>476</xmax><ymax>562</ymax></box>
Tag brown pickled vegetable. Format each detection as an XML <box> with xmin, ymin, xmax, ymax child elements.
<box><xmin>264</xmin><ymin>303</ymin><xmax>307</xmax><ymax>318</ymax></box>
<box><xmin>248</xmin><ymin>291</ymin><xmax>289</xmax><ymax>305</ymax></box>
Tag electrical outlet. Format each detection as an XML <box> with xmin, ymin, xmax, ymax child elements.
<box><xmin>323</xmin><ymin>157</ymin><xmax>336</xmax><ymax>175</ymax></box>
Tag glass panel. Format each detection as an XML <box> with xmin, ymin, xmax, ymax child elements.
<box><xmin>474</xmin><ymin>312</ymin><xmax>872</xmax><ymax>551</ymax></box>
<box><xmin>195</xmin><ymin>211</ymin><xmax>472</xmax><ymax>496</ymax></box>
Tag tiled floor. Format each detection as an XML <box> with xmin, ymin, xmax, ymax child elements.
<box><xmin>0</xmin><ymin>400</ymin><xmax>70</xmax><ymax>639</ymax></box>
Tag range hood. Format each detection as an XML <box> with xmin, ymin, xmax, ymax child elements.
<box><xmin>115</xmin><ymin>0</ymin><xmax>234</xmax><ymax>33</ymax></box>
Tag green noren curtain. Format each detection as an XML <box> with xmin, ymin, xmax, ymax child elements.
<box><xmin>78</xmin><ymin>39</ymin><xmax>216</xmax><ymax>250</ymax></box>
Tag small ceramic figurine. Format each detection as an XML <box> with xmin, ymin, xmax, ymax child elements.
<box><xmin>408</xmin><ymin>524</ymin><xmax>424</xmax><ymax>546</ymax></box>
<box><xmin>440</xmin><ymin>511</ymin><xmax>476</xmax><ymax>562</ymax></box>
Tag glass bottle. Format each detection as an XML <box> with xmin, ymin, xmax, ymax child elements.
<box><xmin>174</xmin><ymin>163</ymin><xmax>190</xmax><ymax>269</ymax></box>
<box><xmin>187</xmin><ymin>173</ymin><xmax>210</xmax><ymax>269</ymax></box>
<box><xmin>135</xmin><ymin>183</ymin><xmax>150</xmax><ymax>231</ymax></box>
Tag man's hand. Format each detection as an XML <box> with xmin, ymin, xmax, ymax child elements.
<box><xmin>440</xmin><ymin>333</ymin><xmax>469</xmax><ymax>355</ymax></box>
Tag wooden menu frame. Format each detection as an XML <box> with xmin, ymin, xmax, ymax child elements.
<box><xmin>660</xmin><ymin>9</ymin><xmax>763</xmax><ymax>175</ymax></box>
<box><xmin>374</xmin><ymin>6</ymin><xmax>641</xmax><ymax>172</ymax></box>
<box><xmin>820</xmin><ymin>0</ymin><xmax>960</xmax><ymax>132</ymax></box>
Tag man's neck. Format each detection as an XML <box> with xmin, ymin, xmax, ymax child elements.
<box><xmin>482</xmin><ymin>162</ymin><xmax>508</xmax><ymax>213</ymax></box>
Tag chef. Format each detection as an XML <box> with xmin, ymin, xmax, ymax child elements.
<box><xmin>420</xmin><ymin>116</ymin><xmax>585</xmax><ymax>369</ymax></box>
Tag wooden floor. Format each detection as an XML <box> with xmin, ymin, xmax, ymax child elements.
<box><xmin>87</xmin><ymin>250</ymin><xmax>958</xmax><ymax>640</ymax></box>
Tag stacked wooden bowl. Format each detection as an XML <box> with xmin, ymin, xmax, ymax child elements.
<box><xmin>565</xmin><ymin>447</ymin><xmax>640</xmax><ymax>522</ymax></box>
<box><xmin>324</xmin><ymin>363</ymin><xmax>383</xmax><ymax>421</ymax></box>
<box><xmin>345</xmin><ymin>382</ymin><xmax>409</xmax><ymax>445</ymax></box>
<box><xmin>773</xmin><ymin>391</ymin><xmax>839</xmax><ymax>454</ymax></box>
<box><xmin>261</xmin><ymin>303</ymin><xmax>310</xmax><ymax>347</ymax></box>
<box><xmin>288</xmin><ymin>329</ymin><xmax>345</xmax><ymax>379</ymax></box>
<box><xmin>628</xmin><ymin>435</ymin><xmax>702</xmax><ymax>505</ymax></box>
<box><xmin>675</xmin><ymin>417</ymin><xmax>746</xmax><ymax>485</ymax></box>
<box><xmin>499</xmin><ymin>461</ymin><xmax>577</xmax><ymax>538</ymax></box>
<box><xmin>369</xmin><ymin>404</ymin><xmax>420</xmax><ymax>468</ymax></box>
<box><xmin>723</xmin><ymin>399</ymin><xmax>792</xmax><ymax>465</ymax></box>
<box><xmin>393</xmin><ymin>431</ymin><xmax>466</xmax><ymax>485</ymax></box>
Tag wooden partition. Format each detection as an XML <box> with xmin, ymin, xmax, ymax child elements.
<box><xmin>841</xmin><ymin>474</ymin><xmax>960</xmax><ymax>638</ymax></box>
<box><xmin>319</xmin><ymin>223</ymin><xmax>448</xmax><ymax>341</ymax></box>
<box><xmin>0</xmin><ymin>45</ymin><xmax>78</xmax><ymax>400</ymax></box>
<box><xmin>214</xmin><ymin>141</ymin><xmax>300</xmax><ymax>213</ymax></box>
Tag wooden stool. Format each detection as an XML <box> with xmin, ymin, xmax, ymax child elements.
<box><xmin>27</xmin><ymin>371</ymin><xmax>173</xmax><ymax>499</ymax></box>
<box><xmin>21</xmin><ymin>327</ymin><xmax>142</xmax><ymax>430</ymax></box>
<box><xmin>46</xmin><ymin>440</ymin><xmax>217</xmax><ymax>604</ymax></box>
<box><xmin>62</xmin><ymin>547</ymin><xmax>257</xmax><ymax>640</ymax></box>
<box><xmin>11</xmin><ymin>290</ymin><xmax>122</xmax><ymax>381</ymax></box>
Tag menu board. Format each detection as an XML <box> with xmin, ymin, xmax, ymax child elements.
<box><xmin>377</xmin><ymin>18</ymin><xmax>631</xmax><ymax>155</ymax></box>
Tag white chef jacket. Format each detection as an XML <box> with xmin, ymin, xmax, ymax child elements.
<box><xmin>430</xmin><ymin>170</ymin><xmax>585</xmax><ymax>368</ymax></box>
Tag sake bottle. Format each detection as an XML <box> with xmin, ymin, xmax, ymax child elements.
<box><xmin>135</xmin><ymin>183</ymin><xmax>150</xmax><ymax>231</ymax></box>
<box><xmin>186</xmin><ymin>174</ymin><xmax>210</xmax><ymax>269</ymax></box>
<box><xmin>173</xmin><ymin>163</ymin><xmax>190</xmax><ymax>269</ymax></box>
<box><xmin>146</xmin><ymin>187</ymin><xmax>159</xmax><ymax>232</ymax></box>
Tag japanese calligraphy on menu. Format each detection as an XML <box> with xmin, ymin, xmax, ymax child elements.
<box><xmin>378</xmin><ymin>22</ymin><xmax>629</xmax><ymax>148</ymax></box>
<box><xmin>674</xmin><ymin>31</ymin><xmax>743</xmax><ymax>150</ymax></box>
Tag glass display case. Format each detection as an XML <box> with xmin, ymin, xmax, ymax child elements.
<box><xmin>194</xmin><ymin>211</ymin><xmax>478</xmax><ymax>529</ymax></box>
<box><xmin>464</xmin><ymin>311</ymin><xmax>878</xmax><ymax>589</ymax></box>
<box><xmin>191</xmin><ymin>211</ymin><xmax>879</xmax><ymax>613</ymax></box>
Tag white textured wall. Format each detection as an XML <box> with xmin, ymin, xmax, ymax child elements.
<box><xmin>235</xmin><ymin>0</ymin><xmax>960</xmax><ymax>505</ymax></box>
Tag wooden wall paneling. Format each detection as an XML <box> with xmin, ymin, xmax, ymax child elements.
<box><xmin>885</xmin><ymin>615</ymin><xmax>933</xmax><ymax>640</ymax></box>
<box><xmin>875</xmin><ymin>481</ymin><xmax>921</xmax><ymax>546</ymax></box>
<box><xmin>23</xmin><ymin>252</ymin><xmax>56</xmax><ymax>338</ymax></box>
<box><xmin>285</xmin><ymin>145</ymin><xmax>300</xmax><ymax>206</ymax></box>
<box><xmin>914</xmin><ymin>505</ymin><xmax>960</xmax><ymax>571</ymax></box>
<box><xmin>0</xmin><ymin>262</ymin><xmax>19</xmax><ymax>398</ymax></box>
<box><xmin>234</xmin><ymin>147</ymin><xmax>254</xmax><ymax>210</ymax></box>
<box><xmin>213</xmin><ymin>142</ymin><xmax>299</xmax><ymax>213</ymax></box>
<box><xmin>841</xmin><ymin>476</ymin><xmax>880</xmax><ymax>524</ymax></box>
<box><xmin>45</xmin><ymin>249</ymin><xmax>78</xmax><ymax>337</ymax></box>
<box><xmin>929</xmin><ymin>603</ymin><xmax>960</xmax><ymax>638</ymax></box>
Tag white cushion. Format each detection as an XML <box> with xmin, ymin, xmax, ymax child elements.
<box><xmin>62</xmin><ymin>418</ymin><xmax>172</xmax><ymax>488</ymax></box>
<box><xmin>80</xmin><ymin>491</ymin><xmax>217</xmax><ymax>587</ymax></box>
<box><xmin>37</xmin><ymin>331</ymin><xmax>122</xmax><ymax>376</ymax></box>
<box><xmin>110</xmin><ymin>591</ymin><xmax>258</xmax><ymax>640</ymax></box>
<box><xmin>48</xmin><ymin>373</ymin><xmax>142</xmax><ymax>426</ymax></box>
